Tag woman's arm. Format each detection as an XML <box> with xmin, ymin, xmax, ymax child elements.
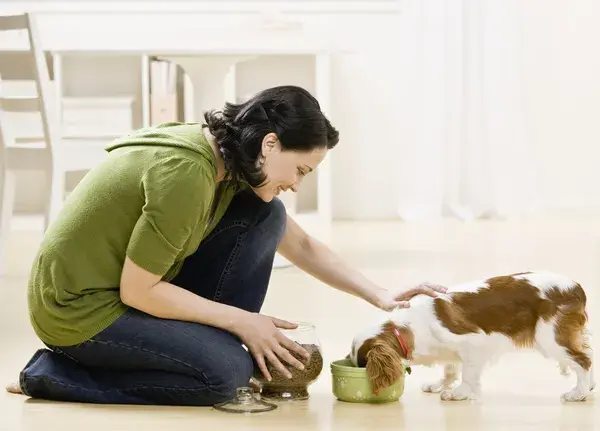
<box><xmin>120</xmin><ymin>256</ymin><xmax>247</xmax><ymax>329</ymax></box>
<box><xmin>120</xmin><ymin>257</ymin><xmax>309</xmax><ymax>380</ymax></box>
<box><xmin>277</xmin><ymin>215</ymin><xmax>446</xmax><ymax>310</ymax></box>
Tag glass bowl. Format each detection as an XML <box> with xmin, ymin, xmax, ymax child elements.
<box><xmin>213</xmin><ymin>387</ymin><xmax>278</xmax><ymax>414</ymax></box>
<box><xmin>252</xmin><ymin>321</ymin><xmax>323</xmax><ymax>401</ymax></box>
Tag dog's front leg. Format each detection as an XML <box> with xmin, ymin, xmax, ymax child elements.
<box><xmin>440</xmin><ymin>350</ymin><xmax>485</xmax><ymax>401</ymax></box>
<box><xmin>421</xmin><ymin>363</ymin><xmax>460</xmax><ymax>393</ymax></box>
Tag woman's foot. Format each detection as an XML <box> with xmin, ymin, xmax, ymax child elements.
<box><xmin>5</xmin><ymin>382</ymin><xmax>23</xmax><ymax>395</ymax></box>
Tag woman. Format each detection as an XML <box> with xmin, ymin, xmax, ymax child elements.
<box><xmin>8</xmin><ymin>85</ymin><xmax>445</xmax><ymax>406</ymax></box>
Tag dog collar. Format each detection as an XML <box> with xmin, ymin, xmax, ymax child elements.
<box><xmin>393</xmin><ymin>327</ymin><xmax>411</xmax><ymax>359</ymax></box>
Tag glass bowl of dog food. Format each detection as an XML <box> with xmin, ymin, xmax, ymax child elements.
<box><xmin>251</xmin><ymin>321</ymin><xmax>324</xmax><ymax>401</ymax></box>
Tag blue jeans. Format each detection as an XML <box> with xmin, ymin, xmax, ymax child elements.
<box><xmin>19</xmin><ymin>190</ymin><xmax>287</xmax><ymax>406</ymax></box>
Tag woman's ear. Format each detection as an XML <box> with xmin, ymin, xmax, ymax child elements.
<box><xmin>261</xmin><ymin>132</ymin><xmax>279</xmax><ymax>155</ymax></box>
<box><xmin>365</xmin><ymin>339</ymin><xmax>404</xmax><ymax>395</ymax></box>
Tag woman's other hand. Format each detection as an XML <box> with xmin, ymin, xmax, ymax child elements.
<box><xmin>231</xmin><ymin>313</ymin><xmax>310</xmax><ymax>382</ymax></box>
<box><xmin>373</xmin><ymin>283</ymin><xmax>448</xmax><ymax>311</ymax></box>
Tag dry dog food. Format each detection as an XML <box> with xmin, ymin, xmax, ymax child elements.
<box><xmin>254</xmin><ymin>344</ymin><xmax>323</xmax><ymax>400</ymax></box>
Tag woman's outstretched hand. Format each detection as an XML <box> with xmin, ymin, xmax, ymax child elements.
<box><xmin>232</xmin><ymin>313</ymin><xmax>310</xmax><ymax>382</ymax></box>
<box><xmin>373</xmin><ymin>283</ymin><xmax>448</xmax><ymax>311</ymax></box>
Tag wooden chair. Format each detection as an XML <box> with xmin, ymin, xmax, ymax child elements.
<box><xmin>0</xmin><ymin>13</ymin><xmax>115</xmax><ymax>274</ymax></box>
<box><xmin>0</xmin><ymin>13</ymin><xmax>57</xmax><ymax>273</ymax></box>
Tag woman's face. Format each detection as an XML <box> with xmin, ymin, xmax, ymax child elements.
<box><xmin>253</xmin><ymin>133</ymin><xmax>327</xmax><ymax>202</ymax></box>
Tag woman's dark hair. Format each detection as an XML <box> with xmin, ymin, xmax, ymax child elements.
<box><xmin>203</xmin><ymin>85</ymin><xmax>339</xmax><ymax>188</ymax></box>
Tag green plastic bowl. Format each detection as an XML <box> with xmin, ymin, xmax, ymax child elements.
<box><xmin>330</xmin><ymin>359</ymin><xmax>406</xmax><ymax>403</ymax></box>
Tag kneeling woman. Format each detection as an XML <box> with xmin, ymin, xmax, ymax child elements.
<box><xmin>8</xmin><ymin>85</ymin><xmax>444</xmax><ymax>405</ymax></box>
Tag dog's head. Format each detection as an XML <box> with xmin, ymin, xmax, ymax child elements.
<box><xmin>348</xmin><ymin>321</ymin><xmax>414</xmax><ymax>395</ymax></box>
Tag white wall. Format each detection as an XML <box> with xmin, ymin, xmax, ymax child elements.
<box><xmin>331</xmin><ymin>0</ymin><xmax>600</xmax><ymax>218</ymax></box>
<box><xmin>328</xmin><ymin>15</ymin><xmax>406</xmax><ymax>219</ymax></box>
<box><xmin>522</xmin><ymin>0</ymin><xmax>600</xmax><ymax>210</ymax></box>
<box><xmin>333</xmin><ymin>0</ymin><xmax>600</xmax><ymax>218</ymax></box>
<box><xmin>5</xmin><ymin>1</ymin><xmax>600</xmax><ymax>218</ymax></box>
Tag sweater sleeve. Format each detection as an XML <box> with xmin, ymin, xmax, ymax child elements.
<box><xmin>126</xmin><ymin>156</ymin><xmax>212</xmax><ymax>276</ymax></box>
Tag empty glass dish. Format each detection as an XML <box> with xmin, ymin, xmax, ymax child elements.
<box><xmin>213</xmin><ymin>387</ymin><xmax>277</xmax><ymax>414</ymax></box>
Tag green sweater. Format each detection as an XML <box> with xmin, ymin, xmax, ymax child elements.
<box><xmin>27</xmin><ymin>122</ymin><xmax>237</xmax><ymax>346</ymax></box>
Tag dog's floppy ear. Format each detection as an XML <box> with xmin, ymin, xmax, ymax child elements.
<box><xmin>365</xmin><ymin>339</ymin><xmax>404</xmax><ymax>395</ymax></box>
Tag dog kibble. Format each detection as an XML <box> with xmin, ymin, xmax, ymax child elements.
<box><xmin>253</xmin><ymin>344</ymin><xmax>323</xmax><ymax>400</ymax></box>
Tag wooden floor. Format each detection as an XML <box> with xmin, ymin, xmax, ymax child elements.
<box><xmin>1</xmin><ymin>215</ymin><xmax>598</xmax><ymax>431</ymax></box>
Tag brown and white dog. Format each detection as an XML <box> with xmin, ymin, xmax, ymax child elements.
<box><xmin>349</xmin><ymin>271</ymin><xmax>595</xmax><ymax>402</ymax></box>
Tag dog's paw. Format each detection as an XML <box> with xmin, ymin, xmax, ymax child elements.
<box><xmin>561</xmin><ymin>388</ymin><xmax>591</xmax><ymax>402</ymax></box>
<box><xmin>421</xmin><ymin>379</ymin><xmax>456</xmax><ymax>394</ymax></box>
<box><xmin>440</xmin><ymin>384</ymin><xmax>476</xmax><ymax>401</ymax></box>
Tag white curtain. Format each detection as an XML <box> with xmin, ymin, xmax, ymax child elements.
<box><xmin>395</xmin><ymin>0</ymin><xmax>540</xmax><ymax>221</ymax></box>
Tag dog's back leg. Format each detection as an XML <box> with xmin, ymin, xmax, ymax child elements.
<box><xmin>421</xmin><ymin>363</ymin><xmax>461</xmax><ymax>394</ymax></box>
<box><xmin>558</xmin><ymin>361</ymin><xmax>571</xmax><ymax>376</ymax></box>
<box><xmin>535</xmin><ymin>284</ymin><xmax>593</xmax><ymax>401</ymax></box>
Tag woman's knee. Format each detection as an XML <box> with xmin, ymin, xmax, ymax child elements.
<box><xmin>263</xmin><ymin>196</ymin><xmax>287</xmax><ymax>235</ymax></box>
<box><xmin>229</xmin><ymin>190</ymin><xmax>287</xmax><ymax>241</ymax></box>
